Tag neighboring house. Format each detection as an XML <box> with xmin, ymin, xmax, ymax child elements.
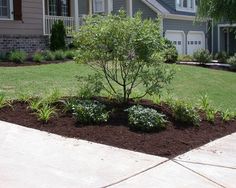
<box><xmin>0</xmin><ymin>0</ymin><xmax>213</xmax><ymax>55</ymax></box>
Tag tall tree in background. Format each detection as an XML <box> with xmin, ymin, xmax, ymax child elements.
<box><xmin>197</xmin><ymin>0</ymin><xmax>236</xmax><ymax>23</ymax></box>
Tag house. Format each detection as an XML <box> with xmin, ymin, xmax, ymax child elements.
<box><xmin>0</xmin><ymin>0</ymin><xmax>215</xmax><ymax>55</ymax></box>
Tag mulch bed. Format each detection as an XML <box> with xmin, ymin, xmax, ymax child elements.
<box><xmin>0</xmin><ymin>60</ymin><xmax>71</xmax><ymax>67</ymax></box>
<box><xmin>0</xmin><ymin>98</ymin><xmax>235</xmax><ymax>158</ymax></box>
<box><xmin>178</xmin><ymin>62</ymin><xmax>236</xmax><ymax>72</ymax></box>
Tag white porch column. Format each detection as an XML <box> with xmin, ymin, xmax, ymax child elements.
<box><xmin>73</xmin><ymin>0</ymin><xmax>79</xmax><ymax>31</ymax></box>
<box><xmin>89</xmin><ymin>0</ymin><xmax>93</xmax><ymax>15</ymax></box>
<box><xmin>227</xmin><ymin>27</ymin><xmax>230</xmax><ymax>54</ymax></box>
<box><xmin>107</xmin><ymin>0</ymin><xmax>113</xmax><ymax>14</ymax></box>
<box><xmin>127</xmin><ymin>0</ymin><xmax>133</xmax><ymax>17</ymax></box>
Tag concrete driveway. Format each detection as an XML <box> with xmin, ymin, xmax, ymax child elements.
<box><xmin>0</xmin><ymin>121</ymin><xmax>235</xmax><ymax>188</ymax></box>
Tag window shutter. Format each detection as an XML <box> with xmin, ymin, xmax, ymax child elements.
<box><xmin>13</xmin><ymin>0</ymin><xmax>22</xmax><ymax>20</ymax></box>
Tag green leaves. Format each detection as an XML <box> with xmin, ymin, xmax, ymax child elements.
<box><xmin>73</xmin><ymin>11</ymin><xmax>174</xmax><ymax>102</ymax></box>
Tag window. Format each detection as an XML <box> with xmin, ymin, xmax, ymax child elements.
<box><xmin>48</xmin><ymin>0</ymin><xmax>70</xmax><ymax>16</ymax></box>
<box><xmin>176</xmin><ymin>0</ymin><xmax>196</xmax><ymax>12</ymax></box>
<box><xmin>93</xmin><ymin>0</ymin><xmax>105</xmax><ymax>13</ymax></box>
<box><xmin>0</xmin><ymin>0</ymin><xmax>12</xmax><ymax>19</ymax></box>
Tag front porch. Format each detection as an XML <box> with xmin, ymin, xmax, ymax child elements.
<box><xmin>43</xmin><ymin>0</ymin><xmax>114</xmax><ymax>35</ymax></box>
<box><xmin>218</xmin><ymin>24</ymin><xmax>236</xmax><ymax>54</ymax></box>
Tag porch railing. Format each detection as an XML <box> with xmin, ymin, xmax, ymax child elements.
<box><xmin>44</xmin><ymin>15</ymin><xmax>75</xmax><ymax>35</ymax></box>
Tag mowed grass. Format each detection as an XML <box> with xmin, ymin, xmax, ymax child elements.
<box><xmin>0</xmin><ymin>62</ymin><xmax>235</xmax><ymax>110</ymax></box>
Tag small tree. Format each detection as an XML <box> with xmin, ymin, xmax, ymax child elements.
<box><xmin>74</xmin><ymin>11</ymin><xmax>175</xmax><ymax>103</ymax></box>
<box><xmin>50</xmin><ymin>20</ymin><xmax>66</xmax><ymax>51</ymax></box>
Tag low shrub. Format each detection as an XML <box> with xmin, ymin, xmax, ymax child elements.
<box><xmin>44</xmin><ymin>50</ymin><xmax>55</xmax><ymax>61</ymax></box>
<box><xmin>178</xmin><ymin>55</ymin><xmax>193</xmax><ymax>62</ymax></box>
<box><xmin>35</xmin><ymin>104</ymin><xmax>56</xmax><ymax>123</ymax></box>
<box><xmin>227</xmin><ymin>54</ymin><xmax>236</xmax><ymax>70</ymax></box>
<box><xmin>205</xmin><ymin>108</ymin><xmax>216</xmax><ymax>123</ymax></box>
<box><xmin>60</xmin><ymin>98</ymin><xmax>78</xmax><ymax>113</ymax></box>
<box><xmin>214</xmin><ymin>51</ymin><xmax>228</xmax><ymax>63</ymax></box>
<box><xmin>54</xmin><ymin>50</ymin><xmax>66</xmax><ymax>60</ymax></box>
<box><xmin>77</xmin><ymin>73</ymin><xmax>103</xmax><ymax>99</ymax></box>
<box><xmin>221</xmin><ymin>109</ymin><xmax>236</xmax><ymax>122</ymax></box>
<box><xmin>72</xmin><ymin>100</ymin><xmax>109</xmax><ymax>124</ymax></box>
<box><xmin>163</xmin><ymin>39</ymin><xmax>178</xmax><ymax>64</ymax></box>
<box><xmin>193</xmin><ymin>49</ymin><xmax>212</xmax><ymax>64</ymax></box>
<box><xmin>172</xmin><ymin>100</ymin><xmax>200</xmax><ymax>126</ymax></box>
<box><xmin>126</xmin><ymin>105</ymin><xmax>167</xmax><ymax>132</ymax></box>
<box><xmin>44</xmin><ymin>89</ymin><xmax>61</xmax><ymax>104</ymax></box>
<box><xmin>28</xmin><ymin>99</ymin><xmax>44</xmax><ymax>111</ymax></box>
<box><xmin>8</xmin><ymin>51</ymin><xmax>27</xmax><ymax>63</ymax></box>
<box><xmin>33</xmin><ymin>52</ymin><xmax>44</xmax><ymax>63</ymax></box>
<box><xmin>0</xmin><ymin>93</ymin><xmax>11</xmax><ymax>109</ymax></box>
<box><xmin>65</xmin><ymin>50</ymin><xmax>76</xmax><ymax>59</ymax></box>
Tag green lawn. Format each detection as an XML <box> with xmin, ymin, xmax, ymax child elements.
<box><xmin>0</xmin><ymin>62</ymin><xmax>235</xmax><ymax>110</ymax></box>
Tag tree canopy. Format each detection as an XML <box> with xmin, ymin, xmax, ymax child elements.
<box><xmin>197</xmin><ymin>0</ymin><xmax>236</xmax><ymax>23</ymax></box>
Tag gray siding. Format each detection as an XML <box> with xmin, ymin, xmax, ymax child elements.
<box><xmin>159</xmin><ymin>0</ymin><xmax>176</xmax><ymax>10</ymax></box>
<box><xmin>78</xmin><ymin>0</ymin><xmax>89</xmax><ymax>15</ymax></box>
<box><xmin>133</xmin><ymin>0</ymin><xmax>157</xmax><ymax>19</ymax></box>
<box><xmin>113</xmin><ymin>0</ymin><xmax>126</xmax><ymax>13</ymax></box>
<box><xmin>0</xmin><ymin>0</ymin><xmax>43</xmax><ymax>35</ymax></box>
<box><xmin>163</xmin><ymin>19</ymin><xmax>207</xmax><ymax>35</ymax></box>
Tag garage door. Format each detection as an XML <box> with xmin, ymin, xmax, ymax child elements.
<box><xmin>187</xmin><ymin>31</ymin><xmax>205</xmax><ymax>55</ymax></box>
<box><xmin>165</xmin><ymin>30</ymin><xmax>185</xmax><ymax>55</ymax></box>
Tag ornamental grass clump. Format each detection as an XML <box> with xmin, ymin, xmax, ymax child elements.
<box><xmin>8</xmin><ymin>50</ymin><xmax>27</xmax><ymax>63</ymax></box>
<box><xmin>74</xmin><ymin>11</ymin><xmax>175</xmax><ymax>103</ymax></box>
<box><xmin>72</xmin><ymin>100</ymin><xmax>109</xmax><ymax>124</ymax></box>
<box><xmin>126</xmin><ymin>105</ymin><xmax>167</xmax><ymax>132</ymax></box>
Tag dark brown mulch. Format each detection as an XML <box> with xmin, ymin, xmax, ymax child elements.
<box><xmin>0</xmin><ymin>99</ymin><xmax>235</xmax><ymax>158</ymax></box>
<box><xmin>0</xmin><ymin>60</ymin><xmax>72</xmax><ymax>67</ymax></box>
<box><xmin>178</xmin><ymin>62</ymin><xmax>236</xmax><ymax>73</ymax></box>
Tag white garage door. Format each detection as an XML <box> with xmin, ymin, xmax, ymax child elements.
<box><xmin>165</xmin><ymin>30</ymin><xmax>185</xmax><ymax>55</ymax></box>
<box><xmin>187</xmin><ymin>31</ymin><xmax>205</xmax><ymax>55</ymax></box>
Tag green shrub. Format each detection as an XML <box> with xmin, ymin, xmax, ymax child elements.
<box><xmin>178</xmin><ymin>55</ymin><xmax>193</xmax><ymax>62</ymax></box>
<box><xmin>50</xmin><ymin>20</ymin><xmax>66</xmax><ymax>51</ymax></box>
<box><xmin>44</xmin><ymin>89</ymin><xmax>61</xmax><ymax>104</ymax></box>
<box><xmin>65</xmin><ymin>50</ymin><xmax>76</xmax><ymax>59</ymax></box>
<box><xmin>33</xmin><ymin>52</ymin><xmax>44</xmax><ymax>63</ymax></box>
<box><xmin>172</xmin><ymin>100</ymin><xmax>200</xmax><ymax>126</ymax></box>
<box><xmin>43</xmin><ymin>50</ymin><xmax>55</xmax><ymax>61</ymax></box>
<box><xmin>54</xmin><ymin>50</ymin><xmax>66</xmax><ymax>60</ymax></box>
<box><xmin>227</xmin><ymin>54</ymin><xmax>236</xmax><ymax>69</ymax></box>
<box><xmin>72</xmin><ymin>100</ymin><xmax>109</xmax><ymax>124</ymax></box>
<box><xmin>214</xmin><ymin>51</ymin><xmax>228</xmax><ymax>63</ymax></box>
<box><xmin>198</xmin><ymin>94</ymin><xmax>210</xmax><ymax>112</ymax></box>
<box><xmin>74</xmin><ymin>11</ymin><xmax>175</xmax><ymax>103</ymax></box>
<box><xmin>126</xmin><ymin>105</ymin><xmax>167</xmax><ymax>132</ymax></box>
<box><xmin>193</xmin><ymin>49</ymin><xmax>212</xmax><ymax>64</ymax></box>
<box><xmin>60</xmin><ymin>98</ymin><xmax>78</xmax><ymax>113</ymax></box>
<box><xmin>8</xmin><ymin>51</ymin><xmax>27</xmax><ymax>63</ymax></box>
<box><xmin>77</xmin><ymin>73</ymin><xmax>103</xmax><ymax>99</ymax></box>
<box><xmin>163</xmin><ymin>39</ymin><xmax>178</xmax><ymax>64</ymax></box>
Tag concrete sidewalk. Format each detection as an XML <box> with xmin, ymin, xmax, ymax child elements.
<box><xmin>0</xmin><ymin>121</ymin><xmax>235</xmax><ymax>188</ymax></box>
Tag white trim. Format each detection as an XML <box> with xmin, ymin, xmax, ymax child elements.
<box><xmin>89</xmin><ymin>0</ymin><xmax>92</xmax><ymax>15</ymax></box>
<box><xmin>127</xmin><ymin>0</ymin><xmax>133</xmax><ymax>17</ymax></box>
<box><xmin>142</xmin><ymin>0</ymin><xmax>169</xmax><ymax>14</ymax></box>
<box><xmin>107</xmin><ymin>0</ymin><xmax>113</xmax><ymax>14</ymax></box>
<box><xmin>175</xmin><ymin>0</ymin><xmax>196</xmax><ymax>13</ymax></box>
<box><xmin>0</xmin><ymin>0</ymin><xmax>13</xmax><ymax>20</ymax></box>
<box><xmin>93</xmin><ymin>0</ymin><xmax>105</xmax><ymax>13</ymax></box>
<box><xmin>73</xmin><ymin>0</ymin><xmax>79</xmax><ymax>31</ymax></box>
<box><xmin>211</xmin><ymin>21</ymin><xmax>214</xmax><ymax>54</ymax></box>
<box><xmin>165</xmin><ymin>30</ymin><xmax>186</xmax><ymax>54</ymax></box>
<box><xmin>42</xmin><ymin>0</ymin><xmax>45</xmax><ymax>35</ymax></box>
<box><xmin>160</xmin><ymin>15</ymin><xmax>164</xmax><ymax>36</ymax></box>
